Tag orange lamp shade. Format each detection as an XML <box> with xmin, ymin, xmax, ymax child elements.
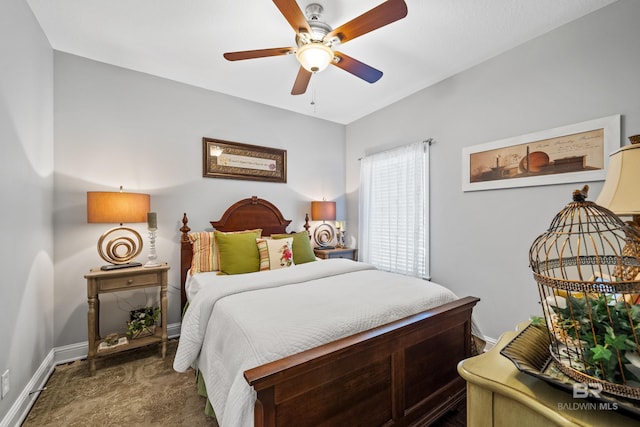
<box><xmin>311</xmin><ymin>201</ymin><xmax>336</xmax><ymax>221</ymax></box>
<box><xmin>87</xmin><ymin>191</ymin><xmax>150</xmax><ymax>224</ymax></box>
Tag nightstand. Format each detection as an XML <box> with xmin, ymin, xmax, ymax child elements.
<box><xmin>313</xmin><ymin>247</ymin><xmax>357</xmax><ymax>260</ymax></box>
<box><xmin>84</xmin><ymin>263</ymin><xmax>170</xmax><ymax>375</ymax></box>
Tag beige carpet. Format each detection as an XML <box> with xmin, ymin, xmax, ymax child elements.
<box><xmin>23</xmin><ymin>340</ymin><xmax>217</xmax><ymax>426</ymax></box>
<box><xmin>24</xmin><ymin>339</ymin><xmax>465</xmax><ymax>426</ymax></box>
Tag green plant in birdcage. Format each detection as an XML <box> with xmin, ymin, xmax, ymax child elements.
<box><xmin>547</xmin><ymin>295</ymin><xmax>640</xmax><ymax>384</ymax></box>
<box><xmin>126</xmin><ymin>306</ymin><xmax>160</xmax><ymax>338</ymax></box>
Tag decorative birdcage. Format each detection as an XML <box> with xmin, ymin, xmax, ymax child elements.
<box><xmin>529</xmin><ymin>185</ymin><xmax>640</xmax><ymax>400</ymax></box>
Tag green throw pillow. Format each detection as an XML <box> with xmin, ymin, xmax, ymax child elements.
<box><xmin>272</xmin><ymin>231</ymin><xmax>316</xmax><ymax>264</ymax></box>
<box><xmin>214</xmin><ymin>230</ymin><xmax>262</xmax><ymax>275</ymax></box>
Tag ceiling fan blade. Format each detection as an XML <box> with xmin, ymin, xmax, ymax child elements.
<box><xmin>327</xmin><ymin>0</ymin><xmax>408</xmax><ymax>44</ymax></box>
<box><xmin>291</xmin><ymin>67</ymin><xmax>312</xmax><ymax>95</ymax></box>
<box><xmin>223</xmin><ymin>47</ymin><xmax>295</xmax><ymax>61</ymax></box>
<box><xmin>332</xmin><ymin>52</ymin><xmax>383</xmax><ymax>83</ymax></box>
<box><xmin>273</xmin><ymin>0</ymin><xmax>311</xmax><ymax>35</ymax></box>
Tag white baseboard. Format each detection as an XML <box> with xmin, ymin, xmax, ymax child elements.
<box><xmin>0</xmin><ymin>322</ymin><xmax>182</xmax><ymax>427</ymax></box>
<box><xmin>483</xmin><ymin>335</ymin><xmax>498</xmax><ymax>352</ymax></box>
<box><xmin>0</xmin><ymin>349</ymin><xmax>54</xmax><ymax>427</ymax></box>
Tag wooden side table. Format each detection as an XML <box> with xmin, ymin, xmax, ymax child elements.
<box><xmin>84</xmin><ymin>263</ymin><xmax>170</xmax><ymax>375</ymax></box>
<box><xmin>313</xmin><ymin>247</ymin><xmax>357</xmax><ymax>260</ymax></box>
<box><xmin>458</xmin><ymin>322</ymin><xmax>635</xmax><ymax>426</ymax></box>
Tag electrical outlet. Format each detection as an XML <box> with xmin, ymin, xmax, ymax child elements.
<box><xmin>1</xmin><ymin>370</ymin><xmax>9</xmax><ymax>399</ymax></box>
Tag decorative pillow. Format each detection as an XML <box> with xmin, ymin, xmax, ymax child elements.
<box><xmin>214</xmin><ymin>229</ymin><xmax>262</xmax><ymax>275</ymax></box>
<box><xmin>188</xmin><ymin>231</ymin><xmax>218</xmax><ymax>274</ymax></box>
<box><xmin>257</xmin><ymin>237</ymin><xmax>294</xmax><ymax>271</ymax></box>
<box><xmin>272</xmin><ymin>231</ymin><xmax>316</xmax><ymax>264</ymax></box>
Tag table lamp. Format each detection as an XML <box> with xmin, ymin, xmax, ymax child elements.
<box><xmin>596</xmin><ymin>135</ymin><xmax>640</xmax><ymax>227</ymax></box>
<box><xmin>87</xmin><ymin>187</ymin><xmax>150</xmax><ymax>270</ymax></box>
<box><xmin>596</xmin><ymin>135</ymin><xmax>640</xmax><ymax>281</ymax></box>
<box><xmin>311</xmin><ymin>200</ymin><xmax>336</xmax><ymax>249</ymax></box>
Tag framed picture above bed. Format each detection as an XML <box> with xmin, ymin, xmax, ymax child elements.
<box><xmin>202</xmin><ymin>137</ymin><xmax>287</xmax><ymax>183</ymax></box>
<box><xmin>462</xmin><ymin>114</ymin><xmax>620</xmax><ymax>192</ymax></box>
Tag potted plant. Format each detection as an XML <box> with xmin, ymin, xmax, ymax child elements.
<box><xmin>126</xmin><ymin>306</ymin><xmax>160</xmax><ymax>339</ymax></box>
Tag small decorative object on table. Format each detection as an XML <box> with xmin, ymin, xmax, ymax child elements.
<box><xmin>98</xmin><ymin>335</ymin><xmax>128</xmax><ymax>352</ymax></box>
<box><xmin>144</xmin><ymin>212</ymin><xmax>161</xmax><ymax>267</ymax></box>
<box><xmin>335</xmin><ymin>222</ymin><xmax>346</xmax><ymax>248</ymax></box>
<box><xmin>529</xmin><ymin>185</ymin><xmax>640</xmax><ymax>400</ymax></box>
<box><xmin>104</xmin><ymin>332</ymin><xmax>120</xmax><ymax>346</ymax></box>
<box><xmin>127</xmin><ymin>306</ymin><xmax>160</xmax><ymax>339</ymax></box>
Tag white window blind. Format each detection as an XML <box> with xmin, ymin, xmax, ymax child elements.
<box><xmin>359</xmin><ymin>141</ymin><xmax>430</xmax><ymax>279</ymax></box>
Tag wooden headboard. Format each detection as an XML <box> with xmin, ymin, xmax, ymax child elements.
<box><xmin>179</xmin><ymin>196</ymin><xmax>293</xmax><ymax>309</ymax></box>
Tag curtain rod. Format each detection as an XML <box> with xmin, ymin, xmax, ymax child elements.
<box><xmin>358</xmin><ymin>138</ymin><xmax>434</xmax><ymax>161</ymax></box>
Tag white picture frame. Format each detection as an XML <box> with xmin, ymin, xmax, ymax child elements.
<box><xmin>462</xmin><ymin>114</ymin><xmax>621</xmax><ymax>192</ymax></box>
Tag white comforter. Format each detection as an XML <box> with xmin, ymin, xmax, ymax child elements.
<box><xmin>173</xmin><ymin>259</ymin><xmax>463</xmax><ymax>427</ymax></box>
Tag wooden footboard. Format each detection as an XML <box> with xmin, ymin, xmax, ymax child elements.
<box><xmin>245</xmin><ymin>296</ymin><xmax>479</xmax><ymax>427</ymax></box>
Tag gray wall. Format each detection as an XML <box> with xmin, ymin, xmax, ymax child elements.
<box><xmin>53</xmin><ymin>53</ymin><xmax>345</xmax><ymax>347</ymax></box>
<box><xmin>0</xmin><ymin>0</ymin><xmax>54</xmax><ymax>422</ymax></box>
<box><xmin>345</xmin><ymin>0</ymin><xmax>640</xmax><ymax>341</ymax></box>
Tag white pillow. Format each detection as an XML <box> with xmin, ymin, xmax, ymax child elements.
<box><xmin>256</xmin><ymin>237</ymin><xmax>294</xmax><ymax>271</ymax></box>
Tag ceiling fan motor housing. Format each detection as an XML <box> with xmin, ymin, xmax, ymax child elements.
<box><xmin>298</xmin><ymin>3</ymin><xmax>332</xmax><ymax>44</ymax></box>
<box><xmin>305</xmin><ymin>3</ymin><xmax>324</xmax><ymax>21</ymax></box>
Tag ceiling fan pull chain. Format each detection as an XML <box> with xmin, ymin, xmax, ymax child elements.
<box><xmin>310</xmin><ymin>81</ymin><xmax>317</xmax><ymax>113</ymax></box>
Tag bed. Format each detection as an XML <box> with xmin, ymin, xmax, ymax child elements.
<box><xmin>174</xmin><ymin>196</ymin><xmax>481</xmax><ymax>427</ymax></box>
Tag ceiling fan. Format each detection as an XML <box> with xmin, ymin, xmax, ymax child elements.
<box><xmin>223</xmin><ymin>0</ymin><xmax>408</xmax><ymax>95</ymax></box>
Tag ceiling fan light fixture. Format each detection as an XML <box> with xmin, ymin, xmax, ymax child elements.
<box><xmin>296</xmin><ymin>43</ymin><xmax>333</xmax><ymax>73</ymax></box>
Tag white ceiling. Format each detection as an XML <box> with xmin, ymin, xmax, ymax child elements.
<box><xmin>27</xmin><ymin>0</ymin><xmax>617</xmax><ymax>124</ymax></box>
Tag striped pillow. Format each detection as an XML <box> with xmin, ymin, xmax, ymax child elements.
<box><xmin>256</xmin><ymin>237</ymin><xmax>294</xmax><ymax>271</ymax></box>
<box><xmin>188</xmin><ymin>231</ymin><xmax>218</xmax><ymax>274</ymax></box>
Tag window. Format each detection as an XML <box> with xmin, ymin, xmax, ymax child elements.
<box><xmin>359</xmin><ymin>141</ymin><xmax>430</xmax><ymax>278</ymax></box>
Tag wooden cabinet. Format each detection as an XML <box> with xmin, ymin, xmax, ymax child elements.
<box><xmin>84</xmin><ymin>263</ymin><xmax>169</xmax><ymax>375</ymax></box>
<box><xmin>313</xmin><ymin>247</ymin><xmax>357</xmax><ymax>260</ymax></box>
<box><xmin>458</xmin><ymin>323</ymin><xmax>635</xmax><ymax>426</ymax></box>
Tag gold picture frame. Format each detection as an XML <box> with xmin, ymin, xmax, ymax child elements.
<box><xmin>462</xmin><ymin>115</ymin><xmax>620</xmax><ymax>192</ymax></box>
<box><xmin>203</xmin><ymin>138</ymin><xmax>287</xmax><ymax>183</ymax></box>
